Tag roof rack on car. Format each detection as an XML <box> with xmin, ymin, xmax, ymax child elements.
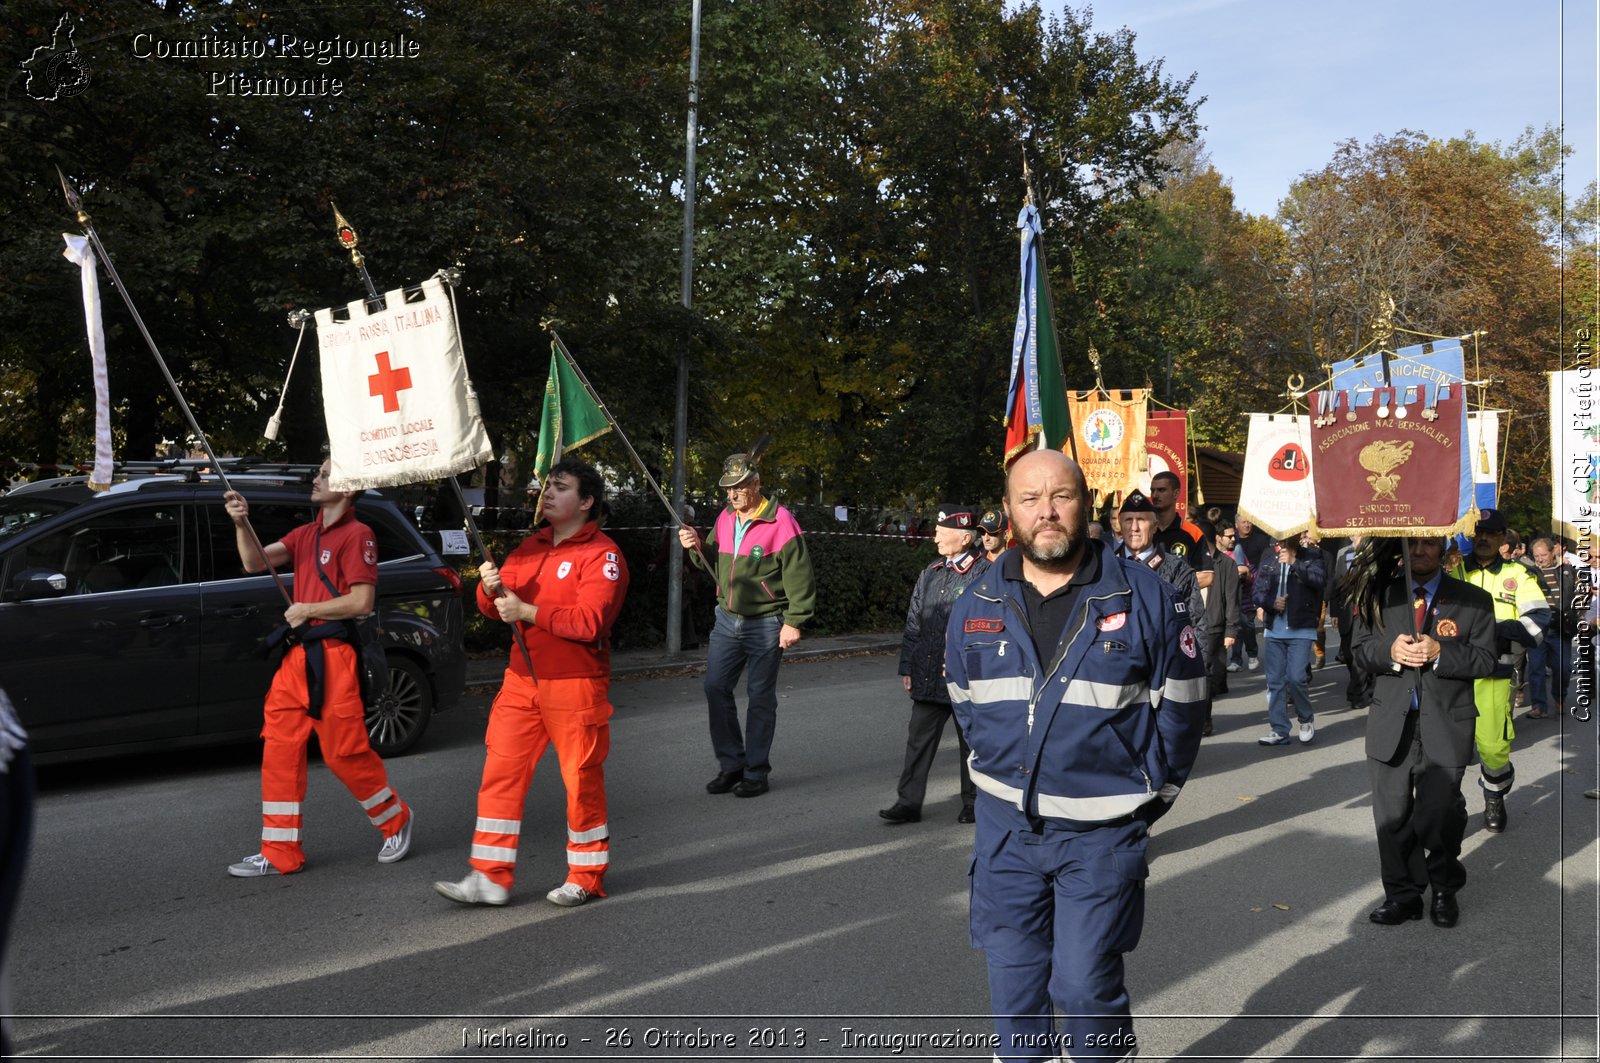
<box><xmin>111</xmin><ymin>458</ymin><xmax>322</xmax><ymax>484</ymax></box>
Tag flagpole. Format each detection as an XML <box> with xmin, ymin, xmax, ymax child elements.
<box><xmin>56</xmin><ymin>168</ymin><xmax>293</xmax><ymax>608</ymax></box>
<box><xmin>547</xmin><ymin>330</ymin><xmax>714</xmax><ymax>575</ymax></box>
<box><xmin>325</xmin><ymin>204</ymin><xmax>536</xmax><ymax>679</ymax></box>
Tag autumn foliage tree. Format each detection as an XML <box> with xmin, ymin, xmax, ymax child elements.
<box><xmin>1275</xmin><ymin>131</ymin><xmax>1565</xmax><ymax>519</ymax></box>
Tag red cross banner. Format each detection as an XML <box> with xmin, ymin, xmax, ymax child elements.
<box><xmin>315</xmin><ymin>275</ymin><xmax>494</xmax><ymax>490</ymax></box>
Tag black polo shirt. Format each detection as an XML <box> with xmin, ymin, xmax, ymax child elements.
<box><xmin>1155</xmin><ymin>516</ymin><xmax>1212</xmax><ymax>572</ymax></box>
<box><xmin>1005</xmin><ymin>540</ymin><xmax>1103</xmax><ymax>663</ymax></box>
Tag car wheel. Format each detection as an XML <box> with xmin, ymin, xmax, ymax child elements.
<box><xmin>366</xmin><ymin>655</ymin><xmax>434</xmax><ymax>757</ymax></box>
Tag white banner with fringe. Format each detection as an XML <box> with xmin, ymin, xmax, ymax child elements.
<box><xmin>1236</xmin><ymin>412</ymin><xmax>1314</xmax><ymax>540</ymax></box>
<box><xmin>316</xmin><ymin>275</ymin><xmax>493</xmax><ymax>491</ymax></box>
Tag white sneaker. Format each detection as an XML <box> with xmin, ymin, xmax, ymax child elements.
<box><xmin>435</xmin><ymin>870</ymin><xmax>509</xmax><ymax>906</ymax></box>
<box><xmin>1247</xmin><ymin>656</ymin><xmax>1260</xmax><ymax>671</ymax></box>
<box><xmin>1298</xmin><ymin>721</ymin><xmax>1316</xmax><ymax>744</ymax></box>
<box><xmin>228</xmin><ymin>853</ymin><xmax>283</xmax><ymax>877</ymax></box>
<box><xmin>546</xmin><ymin>882</ymin><xmax>591</xmax><ymax>907</ymax></box>
<box><xmin>377</xmin><ymin>811</ymin><xmax>412</xmax><ymax>864</ymax></box>
<box><xmin>1226</xmin><ymin>661</ymin><xmax>1241</xmax><ymax>673</ymax></box>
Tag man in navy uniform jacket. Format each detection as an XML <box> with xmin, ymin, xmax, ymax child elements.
<box><xmin>946</xmin><ymin>451</ymin><xmax>1206</xmax><ymax>1063</ymax></box>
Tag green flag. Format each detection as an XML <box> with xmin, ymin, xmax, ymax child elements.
<box><xmin>534</xmin><ymin>341</ymin><xmax>611</xmax><ymax>484</ymax></box>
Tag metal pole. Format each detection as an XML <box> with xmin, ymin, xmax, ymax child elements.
<box><xmin>668</xmin><ymin>0</ymin><xmax>702</xmax><ymax>656</ymax></box>
<box><xmin>56</xmin><ymin>168</ymin><xmax>292</xmax><ymax>606</ymax></box>
<box><xmin>326</xmin><ymin>203</ymin><xmax>535</xmax><ymax>678</ymax></box>
<box><xmin>548</xmin><ymin>332</ymin><xmax>715</xmax><ymax>581</ymax></box>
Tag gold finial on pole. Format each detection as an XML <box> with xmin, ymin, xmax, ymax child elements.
<box><xmin>1087</xmin><ymin>342</ymin><xmax>1106</xmax><ymax>394</ymax></box>
<box><xmin>331</xmin><ymin>202</ymin><xmax>364</xmax><ymax>270</ymax></box>
<box><xmin>56</xmin><ymin>166</ymin><xmax>89</xmax><ymax>226</ymax></box>
<box><xmin>1374</xmin><ymin>292</ymin><xmax>1396</xmax><ymax>351</ymax></box>
<box><xmin>329</xmin><ymin>201</ymin><xmax>380</xmax><ymax>302</ymax></box>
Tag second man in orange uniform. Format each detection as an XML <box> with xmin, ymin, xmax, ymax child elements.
<box><xmin>435</xmin><ymin>459</ymin><xmax>629</xmax><ymax>907</ymax></box>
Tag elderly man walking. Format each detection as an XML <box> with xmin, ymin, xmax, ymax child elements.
<box><xmin>679</xmin><ymin>448</ymin><xmax>816</xmax><ymax>798</ymax></box>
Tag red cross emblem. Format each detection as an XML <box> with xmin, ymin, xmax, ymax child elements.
<box><xmin>367</xmin><ymin>351</ymin><xmax>413</xmax><ymax>413</ymax></box>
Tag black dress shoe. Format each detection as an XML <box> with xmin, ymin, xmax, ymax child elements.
<box><xmin>1483</xmin><ymin>792</ymin><xmax>1507</xmax><ymax>833</ymax></box>
<box><xmin>957</xmin><ymin>804</ymin><xmax>975</xmax><ymax>824</ymax></box>
<box><xmin>732</xmin><ymin>779</ymin><xmax>769</xmax><ymax>798</ymax></box>
<box><xmin>878</xmin><ymin>802</ymin><xmax>920</xmax><ymax>823</ymax></box>
<box><xmin>1429</xmin><ymin>892</ymin><xmax>1459</xmax><ymax>928</ymax></box>
<box><xmin>1368</xmin><ymin>897</ymin><xmax>1424</xmax><ymax>925</ymax></box>
<box><xmin>1201</xmin><ymin>720</ymin><xmax>1215</xmax><ymax>737</ymax></box>
<box><xmin>706</xmin><ymin>771</ymin><xmax>742</xmax><ymax>795</ymax></box>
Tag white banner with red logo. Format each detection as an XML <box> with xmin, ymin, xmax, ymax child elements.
<box><xmin>316</xmin><ymin>276</ymin><xmax>494</xmax><ymax>491</ymax></box>
<box><xmin>1237</xmin><ymin>413</ymin><xmax>1314</xmax><ymax>539</ymax></box>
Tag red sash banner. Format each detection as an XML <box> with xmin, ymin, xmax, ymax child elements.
<box><xmin>1145</xmin><ymin>410</ymin><xmax>1188</xmax><ymax>517</ymax></box>
<box><xmin>1310</xmin><ymin>383</ymin><xmax>1476</xmax><ymax>537</ymax></box>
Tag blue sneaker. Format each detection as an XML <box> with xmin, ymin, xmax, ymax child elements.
<box><xmin>1257</xmin><ymin>732</ymin><xmax>1291</xmax><ymax>746</ymax></box>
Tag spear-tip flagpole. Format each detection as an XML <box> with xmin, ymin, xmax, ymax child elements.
<box><xmin>56</xmin><ymin>167</ymin><xmax>293</xmax><ymax>606</ymax></box>
<box><xmin>324</xmin><ymin>202</ymin><xmax>536</xmax><ymax>678</ymax></box>
<box><xmin>545</xmin><ymin>328</ymin><xmax>716</xmax><ymax>576</ymax></box>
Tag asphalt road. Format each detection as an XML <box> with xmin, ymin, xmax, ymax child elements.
<box><xmin>11</xmin><ymin>647</ymin><xmax>1598</xmax><ymax>1061</ymax></box>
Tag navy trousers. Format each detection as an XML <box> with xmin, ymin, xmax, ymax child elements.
<box><xmin>970</xmin><ymin>797</ymin><xmax>1147</xmax><ymax>1062</ymax></box>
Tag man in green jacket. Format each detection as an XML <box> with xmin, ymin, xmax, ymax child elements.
<box><xmin>679</xmin><ymin>450</ymin><xmax>817</xmax><ymax>797</ymax></box>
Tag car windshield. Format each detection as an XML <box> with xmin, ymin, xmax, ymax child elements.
<box><xmin>0</xmin><ymin>496</ymin><xmax>78</xmax><ymax>540</ymax></box>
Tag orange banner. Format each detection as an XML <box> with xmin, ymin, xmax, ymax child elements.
<box><xmin>1068</xmin><ymin>389</ymin><xmax>1148</xmax><ymax>501</ymax></box>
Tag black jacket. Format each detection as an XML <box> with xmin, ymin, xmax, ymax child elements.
<box><xmin>1354</xmin><ymin>574</ymin><xmax>1497</xmax><ymax>766</ymax></box>
<box><xmin>1205</xmin><ymin>550</ymin><xmax>1241</xmax><ymax>642</ymax></box>
<box><xmin>1534</xmin><ymin>562</ymin><xmax>1584</xmax><ymax>636</ymax></box>
<box><xmin>1117</xmin><ymin>544</ymin><xmax>1209</xmax><ymax>646</ymax></box>
<box><xmin>899</xmin><ymin>550</ymin><xmax>991</xmax><ymax>703</ymax></box>
<box><xmin>1253</xmin><ymin>546</ymin><xmax>1326</xmax><ymax>630</ymax></box>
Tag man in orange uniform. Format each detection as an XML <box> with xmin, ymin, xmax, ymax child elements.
<box><xmin>435</xmin><ymin>459</ymin><xmax>629</xmax><ymax>907</ymax></box>
<box><xmin>223</xmin><ymin>458</ymin><xmax>412</xmax><ymax>877</ymax></box>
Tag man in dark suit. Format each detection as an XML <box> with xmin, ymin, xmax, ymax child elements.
<box><xmin>1353</xmin><ymin>536</ymin><xmax>1496</xmax><ymax>928</ymax></box>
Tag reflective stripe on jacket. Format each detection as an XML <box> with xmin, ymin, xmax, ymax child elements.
<box><xmin>1453</xmin><ymin>557</ymin><xmax>1552</xmax><ymax>677</ymax></box>
<box><xmin>944</xmin><ymin>540</ymin><xmax>1207</xmax><ymax>830</ymax></box>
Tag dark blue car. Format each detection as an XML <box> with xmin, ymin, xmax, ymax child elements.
<box><xmin>0</xmin><ymin>461</ymin><xmax>466</xmax><ymax>762</ymax></box>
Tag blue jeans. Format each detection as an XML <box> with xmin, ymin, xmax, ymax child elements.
<box><xmin>704</xmin><ymin>607</ymin><xmax>783</xmax><ymax>780</ymax></box>
<box><xmin>1528</xmin><ymin>635</ymin><xmax>1575</xmax><ymax>711</ymax></box>
<box><xmin>1263</xmin><ymin>635</ymin><xmax>1315</xmax><ymax>736</ymax></box>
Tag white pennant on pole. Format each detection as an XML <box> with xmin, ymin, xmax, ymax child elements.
<box><xmin>62</xmin><ymin>234</ymin><xmax>112</xmax><ymax>490</ymax></box>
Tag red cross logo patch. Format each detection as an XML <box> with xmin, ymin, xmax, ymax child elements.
<box><xmin>367</xmin><ymin>350</ymin><xmax>413</xmax><ymax>413</ymax></box>
<box><xmin>1179</xmin><ymin>625</ymin><xmax>1198</xmax><ymax>658</ymax></box>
